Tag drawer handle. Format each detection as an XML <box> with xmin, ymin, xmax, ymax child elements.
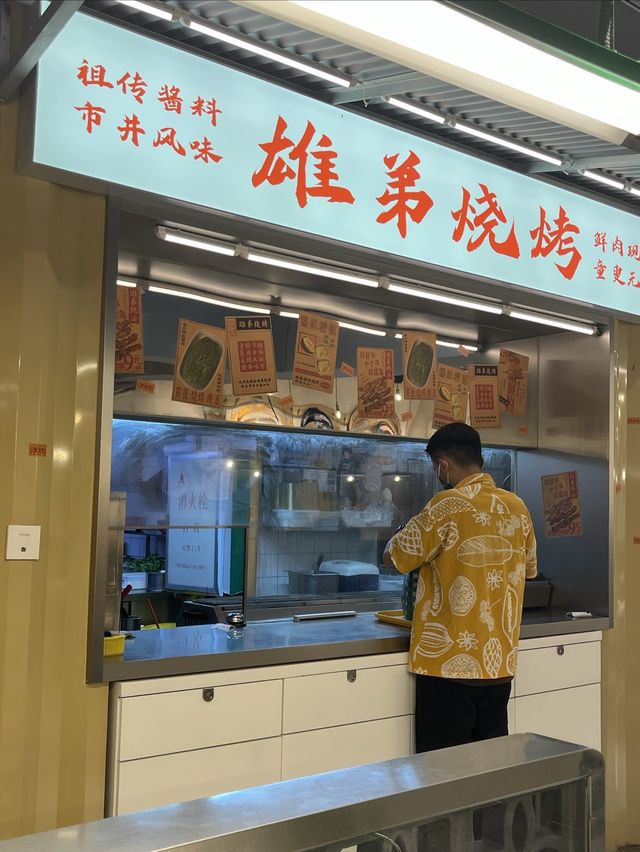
<box><xmin>556</xmin><ymin>645</ymin><xmax>565</xmax><ymax>656</ymax></box>
<box><xmin>202</xmin><ymin>687</ymin><xmax>215</xmax><ymax>702</ymax></box>
<box><xmin>347</xmin><ymin>670</ymin><xmax>357</xmax><ymax>683</ymax></box>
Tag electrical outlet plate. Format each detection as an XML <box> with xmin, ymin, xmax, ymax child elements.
<box><xmin>6</xmin><ymin>525</ymin><xmax>41</xmax><ymax>560</ymax></box>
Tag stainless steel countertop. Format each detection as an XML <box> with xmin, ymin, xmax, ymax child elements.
<box><xmin>0</xmin><ymin>734</ymin><xmax>604</xmax><ymax>851</ymax></box>
<box><xmin>102</xmin><ymin>611</ymin><xmax>609</xmax><ymax>682</ymax></box>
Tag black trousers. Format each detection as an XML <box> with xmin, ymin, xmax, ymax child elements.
<box><xmin>415</xmin><ymin>675</ymin><xmax>512</xmax><ymax>753</ymax></box>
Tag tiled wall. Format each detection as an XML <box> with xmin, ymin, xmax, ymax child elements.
<box><xmin>256</xmin><ymin>528</ymin><xmax>379</xmax><ymax>596</ymax></box>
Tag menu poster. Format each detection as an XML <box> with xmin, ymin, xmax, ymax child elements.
<box><xmin>541</xmin><ymin>471</ymin><xmax>583</xmax><ymax>538</ymax></box>
<box><xmin>115</xmin><ymin>286</ymin><xmax>144</xmax><ymax>373</ymax></box>
<box><xmin>469</xmin><ymin>365</ymin><xmax>501</xmax><ymax>429</ymax></box>
<box><xmin>432</xmin><ymin>365</ymin><xmax>469</xmax><ymax>429</ymax></box>
<box><xmin>292</xmin><ymin>311</ymin><xmax>339</xmax><ymax>394</ymax></box>
<box><xmin>172</xmin><ymin>319</ymin><xmax>227</xmax><ymax>407</ymax></box>
<box><xmin>403</xmin><ymin>332</ymin><xmax>437</xmax><ymax>400</ymax></box>
<box><xmin>499</xmin><ymin>349</ymin><xmax>529</xmax><ymax>417</ymax></box>
<box><xmin>225</xmin><ymin>316</ymin><xmax>277</xmax><ymax>396</ymax></box>
<box><xmin>357</xmin><ymin>347</ymin><xmax>395</xmax><ymax>418</ymax></box>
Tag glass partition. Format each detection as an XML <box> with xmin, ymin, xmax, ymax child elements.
<box><xmin>111</xmin><ymin>417</ymin><xmax>514</xmax><ymax>613</ymax></box>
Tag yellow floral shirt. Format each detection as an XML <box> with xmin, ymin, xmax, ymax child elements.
<box><xmin>389</xmin><ymin>473</ymin><xmax>537</xmax><ymax>680</ymax></box>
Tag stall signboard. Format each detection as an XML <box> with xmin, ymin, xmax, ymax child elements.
<box><xmin>499</xmin><ymin>350</ymin><xmax>529</xmax><ymax>417</ymax></box>
<box><xmin>172</xmin><ymin>319</ymin><xmax>227</xmax><ymax>406</ymax></box>
<box><xmin>403</xmin><ymin>332</ymin><xmax>437</xmax><ymax>400</ymax></box>
<box><xmin>541</xmin><ymin>471</ymin><xmax>583</xmax><ymax>538</ymax></box>
<box><xmin>357</xmin><ymin>348</ymin><xmax>395</xmax><ymax>417</ymax></box>
<box><xmin>225</xmin><ymin>316</ymin><xmax>277</xmax><ymax>396</ymax></box>
<box><xmin>432</xmin><ymin>365</ymin><xmax>469</xmax><ymax>429</ymax></box>
<box><xmin>292</xmin><ymin>311</ymin><xmax>339</xmax><ymax>393</ymax></box>
<box><xmin>469</xmin><ymin>365</ymin><xmax>501</xmax><ymax>429</ymax></box>
<box><xmin>115</xmin><ymin>286</ymin><xmax>144</xmax><ymax>373</ymax></box>
<box><xmin>30</xmin><ymin>12</ymin><xmax>640</xmax><ymax>317</ymax></box>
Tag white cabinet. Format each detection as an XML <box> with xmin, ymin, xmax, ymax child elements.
<box><xmin>512</xmin><ymin>633</ymin><xmax>601</xmax><ymax>750</ymax></box>
<box><xmin>282</xmin><ymin>716</ymin><xmax>412</xmax><ymax>780</ymax></box>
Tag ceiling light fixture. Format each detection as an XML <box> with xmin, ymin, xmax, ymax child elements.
<box><xmin>116</xmin><ymin>278</ymin><xmax>138</xmax><ymax>288</ymax></box>
<box><xmin>386</xmin><ymin>96</ymin><xmax>446</xmax><ymax>124</ymax></box>
<box><xmin>148</xmin><ymin>284</ymin><xmax>270</xmax><ymax>314</ymax></box>
<box><xmin>156</xmin><ymin>226</ymin><xmax>237</xmax><ymax>256</ymax></box>
<box><xmin>246</xmin><ymin>249</ymin><xmax>379</xmax><ymax>288</ymax></box>
<box><xmin>279</xmin><ymin>310</ymin><xmax>301</xmax><ymax>319</ymax></box>
<box><xmin>116</xmin><ymin>0</ymin><xmax>174</xmax><ymax>21</ymax></box>
<box><xmin>581</xmin><ymin>170</ymin><xmax>625</xmax><ymax>190</ymax></box>
<box><xmin>188</xmin><ymin>20</ymin><xmax>352</xmax><ymax>88</ymax></box>
<box><xmin>436</xmin><ymin>340</ymin><xmax>479</xmax><ymax>352</ymax></box>
<box><xmin>453</xmin><ymin>121</ymin><xmax>562</xmax><ymax>166</ymax></box>
<box><xmin>506</xmin><ymin>307</ymin><xmax>597</xmax><ymax>335</ymax></box>
<box><xmin>629</xmin><ymin>186</ymin><xmax>640</xmax><ymax>198</ymax></box>
<box><xmin>338</xmin><ymin>321</ymin><xmax>387</xmax><ymax>337</ymax></box>
<box><xmin>388</xmin><ymin>281</ymin><xmax>503</xmax><ymax>315</ymax></box>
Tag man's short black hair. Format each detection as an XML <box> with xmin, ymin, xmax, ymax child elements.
<box><xmin>426</xmin><ymin>423</ymin><xmax>483</xmax><ymax>468</ymax></box>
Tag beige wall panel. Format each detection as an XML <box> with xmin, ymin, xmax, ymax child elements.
<box><xmin>0</xmin><ymin>92</ymin><xmax>108</xmax><ymax>839</ymax></box>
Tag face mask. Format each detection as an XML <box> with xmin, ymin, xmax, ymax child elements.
<box><xmin>436</xmin><ymin>460</ymin><xmax>453</xmax><ymax>490</ymax></box>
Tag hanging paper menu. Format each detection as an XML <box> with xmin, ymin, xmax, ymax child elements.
<box><xmin>469</xmin><ymin>365</ymin><xmax>501</xmax><ymax>428</ymax></box>
<box><xmin>292</xmin><ymin>311</ymin><xmax>339</xmax><ymax>394</ymax></box>
<box><xmin>541</xmin><ymin>471</ymin><xmax>583</xmax><ymax>538</ymax></box>
<box><xmin>499</xmin><ymin>349</ymin><xmax>529</xmax><ymax>416</ymax></box>
<box><xmin>403</xmin><ymin>332</ymin><xmax>437</xmax><ymax>400</ymax></box>
<box><xmin>357</xmin><ymin>347</ymin><xmax>395</xmax><ymax>417</ymax></box>
<box><xmin>115</xmin><ymin>286</ymin><xmax>144</xmax><ymax>373</ymax></box>
<box><xmin>225</xmin><ymin>316</ymin><xmax>277</xmax><ymax>396</ymax></box>
<box><xmin>432</xmin><ymin>365</ymin><xmax>469</xmax><ymax>429</ymax></box>
<box><xmin>172</xmin><ymin>319</ymin><xmax>227</xmax><ymax>407</ymax></box>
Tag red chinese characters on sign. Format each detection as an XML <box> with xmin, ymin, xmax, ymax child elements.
<box><xmin>376</xmin><ymin>151</ymin><xmax>434</xmax><ymax>238</ymax></box>
<box><xmin>190</xmin><ymin>137</ymin><xmax>222</xmax><ymax>164</ymax></box>
<box><xmin>530</xmin><ymin>205</ymin><xmax>582</xmax><ymax>280</ymax></box>
<box><xmin>594</xmin><ymin>232</ymin><xmax>607</xmax><ymax>252</ymax></box>
<box><xmin>238</xmin><ymin>341</ymin><xmax>268</xmax><ymax>373</ymax></box>
<box><xmin>252</xmin><ymin>116</ymin><xmax>355</xmax><ymax>209</ymax></box>
<box><xmin>594</xmin><ymin>260</ymin><xmax>606</xmax><ymax>280</ymax></box>
<box><xmin>158</xmin><ymin>84</ymin><xmax>183</xmax><ymax>113</ymax></box>
<box><xmin>192</xmin><ymin>97</ymin><xmax>222</xmax><ymax>126</ymax></box>
<box><xmin>612</xmin><ymin>236</ymin><xmax>624</xmax><ymax>256</ymax></box>
<box><xmin>77</xmin><ymin>59</ymin><xmax>113</xmax><ymax>88</ymax></box>
<box><xmin>74</xmin><ymin>102</ymin><xmax>106</xmax><ymax>134</ymax></box>
<box><xmin>153</xmin><ymin>127</ymin><xmax>186</xmax><ymax>156</ymax></box>
<box><xmin>613</xmin><ymin>265</ymin><xmax>625</xmax><ymax>285</ymax></box>
<box><xmin>451</xmin><ymin>184</ymin><xmax>520</xmax><ymax>258</ymax></box>
<box><xmin>628</xmin><ymin>244</ymin><xmax>640</xmax><ymax>260</ymax></box>
<box><xmin>118</xmin><ymin>114</ymin><xmax>145</xmax><ymax>147</ymax></box>
<box><xmin>117</xmin><ymin>71</ymin><xmax>147</xmax><ymax>104</ymax></box>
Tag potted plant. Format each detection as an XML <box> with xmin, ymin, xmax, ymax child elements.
<box><xmin>122</xmin><ymin>556</ymin><xmax>147</xmax><ymax>591</ymax></box>
<box><xmin>140</xmin><ymin>555</ymin><xmax>166</xmax><ymax>592</ymax></box>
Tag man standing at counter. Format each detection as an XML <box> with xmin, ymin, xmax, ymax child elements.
<box><xmin>383</xmin><ymin>423</ymin><xmax>537</xmax><ymax>752</ymax></box>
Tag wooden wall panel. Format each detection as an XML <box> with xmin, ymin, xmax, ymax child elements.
<box><xmin>0</xmin><ymin>94</ymin><xmax>108</xmax><ymax>839</ymax></box>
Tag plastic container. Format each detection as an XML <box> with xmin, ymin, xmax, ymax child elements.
<box><xmin>103</xmin><ymin>634</ymin><xmax>125</xmax><ymax>656</ymax></box>
<box><xmin>122</xmin><ymin>571</ymin><xmax>147</xmax><ymax>591</ymax></box>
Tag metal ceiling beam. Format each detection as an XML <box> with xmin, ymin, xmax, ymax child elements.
<box><xmin>329</xmin><ymin>71</ymin><xmax>436</xmax><ymax>105</ymax></box>
<box><xmin>0</xmin><ymin>0</ymin><xmax>84</xmax><ymax>104</ymax></box>
<box><xmin>529</xmin><ymin>152</ymin><xmax>640</xmax><ymax>174</ymax></box>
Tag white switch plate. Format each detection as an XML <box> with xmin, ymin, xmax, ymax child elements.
<box><xmin>6</xmin><ymin>525</ymin><xmax>41</xmax><ymax>560</ymax></box>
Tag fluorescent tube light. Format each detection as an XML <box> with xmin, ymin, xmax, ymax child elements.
<box><xmin>386</xmin><ymin>96</ymin><xmax>445</xmax><ymax>124</ymax></box>
<box><xmin>279</xmin><ymin>311</ymin><xmax>301</xmax><ymax>319</ymax></box>
<box><xmin>388</xmin><ymin>282</ymin><xmax>503</xmax><ymax>315</ymax></box>
<box><xmin>188</xmin><ymin>20</ymin><xmax>351</xmax><ymax>88</ymax></box>
<box><xmin>437</xmin><ymin>340</ymin><xmax>479</xmax><ymax>352</ymax></box>
<box><xmin>156</xmin><ymin>226</ymin><xmax>237</xmax><ymax>257</ymax></box>
<box><xmin>148</xmin><ymin>285</ymin><xmax>270</xmax><ymax>314</ymax></box>
<box><xmin>116</xmin><ymin>0</ymin><xmax>174</xmax><ymax>21</ymax></box>
<box><xmin>507</xmin><ymin>308</ymin><xmax>597</xmax><ymax>335</ymax></box>
<box><xmin>246</xmin><ymin>249</ymin><xmax>379</xmax><ymax>288</ymax></box>
<box><xmin>116</xmin><ymin>278</ymin><xmax>138</xmax><ymax>288</ymax></box>
<box><xmin>629</xmin><ymin>186</ymin><xmax>640</xmax><ymax>198</ymax></box>
<box><xmin>582</xmin><ymin>170</ymin><xmax>625</xmax><ymax>190</ymax></box>
<box><xmin>338</xmin><ymin>321</ymin><xmax>387</xmax><ymax>337</ymax></box>
<box><xmin>289</xmin><ymin>1</ymin><xmax>640</xmax><ymax>140</ymax></box>
<box><xmin>454</xmin><ymin>122</ymin><xmax>562</xmax><ymax>166</ymax></box>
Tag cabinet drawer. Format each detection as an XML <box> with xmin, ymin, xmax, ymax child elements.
<box><xmin>282</xmin><ymin>716</ymin><xmax>412</xmax><ymax>781</ymax></box>
<box><xmin>119</xmin><ymin>679</ymin><xmax>282</xmax><ymax>760</ymax></box>
<box><xmin>514</xmin><ymin>684</ymin><xmax>601</xmax><ymax>751</ymax></box>
<box><xmin>283</xmin><ymin>664</ymin><xmax>413</xmax><ymax>734</ymax></box>
<box><xmin>112</xmin><ymin>737</ymin><xmax>282</xmax><ymax>816</ymax></box>
<box><xmin>514</xmin><ymin>641</ymin><xmax>600</xmax><ymax>697</ymax></box>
